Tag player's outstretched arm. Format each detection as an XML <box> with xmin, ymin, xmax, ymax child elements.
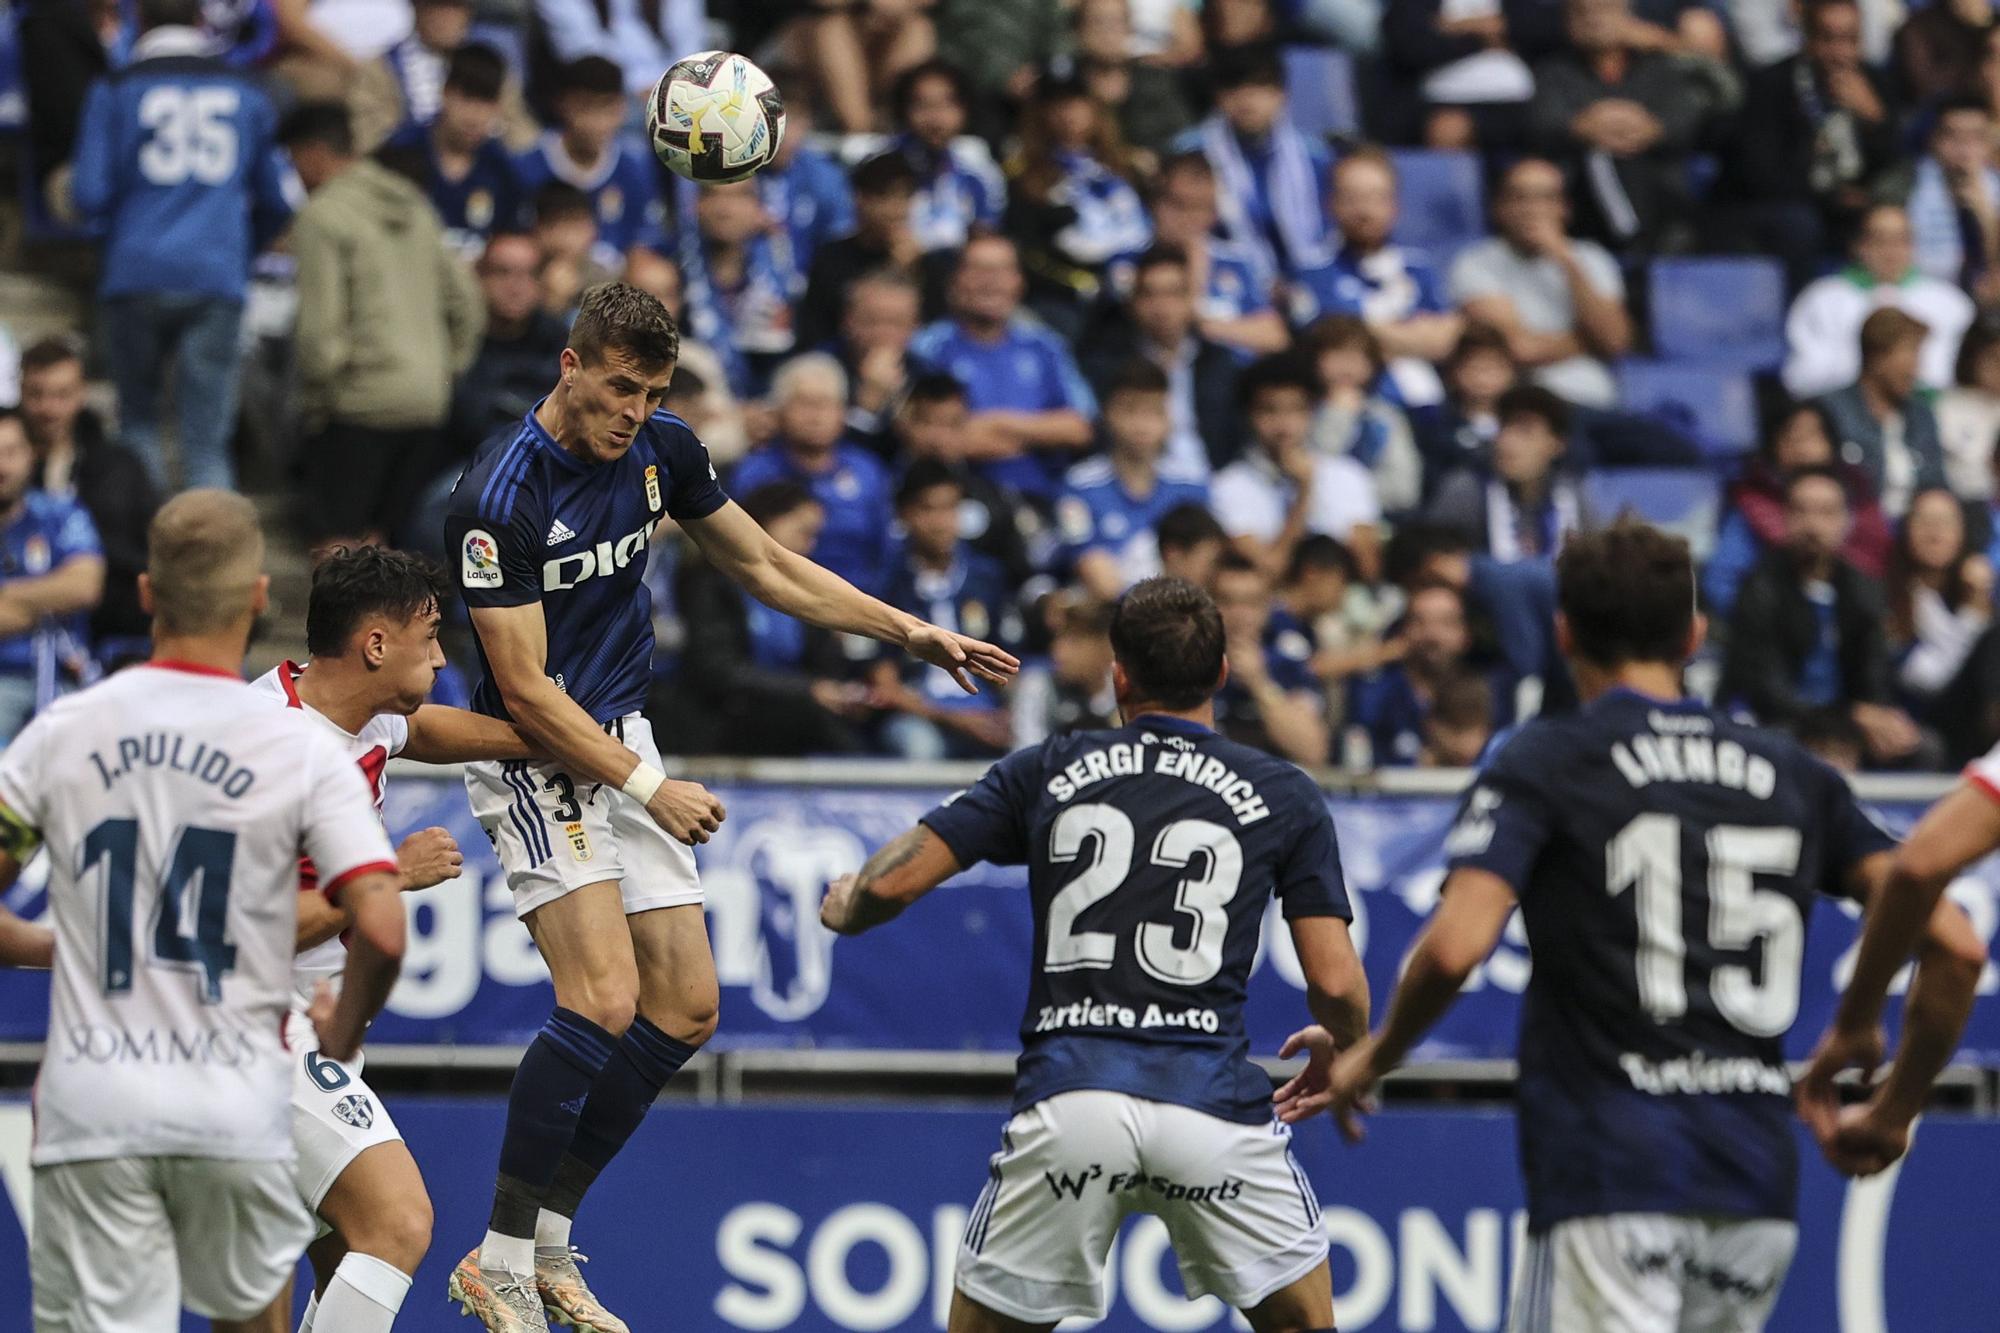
<box><xmin>1307</xmin><ymin>868</ymin><xmax>1517</xmax><ymax>1140</ymax></box>
<box><xmin>1812</xmin><ymin>784</ymin><xmax>2000</xmax><ymax>1076</ymax></box>
<box><xmin>297</xmin><ymin>891</ymin><xmax>348</xmax><ymax>952</ymax></box>
<box><xmin>684</xmin><ymin>501</ymin><xmax>1019</xmax><ymax>695</ymax></box>
<box><xmin>0</xmin><ymin>803</ymin><xmax>53</xmax><ymax>968</ymax></box>
<box><xmin>401</xmin><ymin>705</ymin><xmax>539</xmax><ymax>765</ymax></box>
<box><xmin>821</xmin><ymin>825</ymin><xmax>964</xmax><ymax>936</ymax></box>
<box><xmin>315</xmin><ymin>869</ymin><xmax>406</xmax><ymax>1063</ymax></box>
<box><xmin>470</xmin><ymin>602</ymin><xmax>725</xmax><ymax>844</ymax></box>
<box><xmin>1818</xmin><ymin>898</ymin><xmax>1987</xmax><ymax>1178</ymax></box>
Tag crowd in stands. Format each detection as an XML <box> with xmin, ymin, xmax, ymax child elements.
<box><xmin>7</xmin><ymin>0</ymin><xmax>2000</xmax><ymax>771</ymax></box>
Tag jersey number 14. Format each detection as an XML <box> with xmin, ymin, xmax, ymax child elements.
<box><xmin>1607</xmin><ymin>813</ymin><xmax>1804</xmax><ymax>1037</ymax></box>
<box><xmin>84</xmin><ymin>817</ymin><xmax>239</xmax><ymax>1003</ymax></box>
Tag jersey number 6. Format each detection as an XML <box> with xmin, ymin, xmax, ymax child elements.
<box><xmin>1044</xmin><ymin>803</ymin><xmax>1244</xmax><ymax>987</ymax></box>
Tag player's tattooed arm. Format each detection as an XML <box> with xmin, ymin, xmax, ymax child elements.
<box><xmin>821</xmin><ymin>826</ymin><xmax>963</xmax><ymax>936</ymax></box>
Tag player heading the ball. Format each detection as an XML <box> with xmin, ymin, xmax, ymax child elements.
<box><xmin>441</xmin><ymin>280</ymin><xmax>1017</xmax><ymax>1332</ymax></box>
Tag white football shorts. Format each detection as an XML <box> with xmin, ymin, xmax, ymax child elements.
<box><xmin>465</xmin><ymin>712</ymin><xmax>703</xmax><ymax>919</ymax></box>
<box><xmin>1509</xmin><ymin>1212</ymin><xmax>1799</xmax><ymax>1333</ymax></box>
<box><xmin>32</xmin><ymin>1154</ymin><xmax>311</xmax><ymax>1330</ymax></box>
<box><xmin>954</xmin><ymin>1090</ymin><xmax>1330</xmax><ymax>1324</ymax></box>
<box><xmin>285</xmin><ymin>1009</ymin><xmax>404</xmax><ymax>1214</ymax></box>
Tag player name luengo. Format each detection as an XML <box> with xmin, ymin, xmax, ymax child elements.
<box><xmin>1608</xmin><ymin>733</ymin><xmax>1777</xmax><ymax>799</ymax></box>
<box><xmin>1044</xmin><ymin>742</ymin><xmax>1272</xmax><ymax>825</ymax></box>
<box><xmin>87</xmin><ymin>732</ymin><xmax>257</xmax><ymax>799</ymax></box>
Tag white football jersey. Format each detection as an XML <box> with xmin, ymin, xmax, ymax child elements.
<box><xmin>250</xmin><ymin>661</ymin><xmax>408</xmax><ymax>1004</ymax></box>
<box><xmin>0</xmin><ymin>662</ymin><xmax>396</xmax><ymax>1167</ymax></box>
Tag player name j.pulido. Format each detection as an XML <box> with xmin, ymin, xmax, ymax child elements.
<box><xmin>1043</xmin><ymin>740</ymin><xmax>1271</xmax><ymax>826</ymax></box>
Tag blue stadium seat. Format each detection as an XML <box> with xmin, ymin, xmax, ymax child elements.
<box><xmin>1648</xmin><ymin>256</ymin><xmax>1787</xmax><ymax>370</ymax></box>
<box><xmin>1283</xmin><ymin>46</ymin><xmax>1357</xmax><ymax>140</ymax></box>
<box><xmin>1583</xmin><ymin>467</ymin><xmax>1724</xmax><ymax>559</ymax></box>
<box><xmin>1614</xmin><ymin>360</ymin><xmax>1759</xmax><ymax>458</ymax></box>
<box><xmin>1391</xmin><ymin>149</ymin><xmax>1485</xmax><ymax>261</ymax></box>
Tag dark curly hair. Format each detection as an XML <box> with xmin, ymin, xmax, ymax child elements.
<box><xmin>306</xmin><ymin>546</ymin><xmax>448</xmax><ymax>659</ymax></box>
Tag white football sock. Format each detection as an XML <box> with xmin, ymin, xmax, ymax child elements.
<box><xmin>535</xmin><ymin>1208</ymin><xmax>573</xmax><ymax>1252</ymax></box>
<box><xmin>297</xmin><ymin>1292</ymin><xmax>318</xmax><ymax>1333</ymax></box>
<box><xmin>480</xmin><ymin>1228</ymin><xmax>536</xmax><ymax>1277</ymax></box>
<box><xmin>315</xmin><ymin>1252</ymin><xmax>411</xmax><ymax>1332</ymax></box>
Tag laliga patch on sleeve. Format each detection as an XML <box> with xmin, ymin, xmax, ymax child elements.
<box><xmin>462</xmin><ymin>529</ymin><xmax>504</xmax><ymax>587</ymax></box>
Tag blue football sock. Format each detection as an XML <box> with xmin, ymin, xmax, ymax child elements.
<box><xmin>488</xmin><ymin>1007</ymin><xmax>617</xmax><ymax>1238</ymax></box>
<box><xmin>544</xmin><ymin>1016</ymin><xmax>696</xmax><ymax>1219</ymax></box>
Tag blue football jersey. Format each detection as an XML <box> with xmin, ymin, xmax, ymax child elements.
<box><xmin>922</xmin><ymin>715</ymin><xmax>1351</xmax><ymax>1123</ymax></box>
<box><xmin>1444</xmin><ymin>688</ymin><xmax>1895</xmax><ymax>1231</ymax></box>
<box><xmin>383</xmin><ymin>123</ymin><xmax>522</xmax><ymax>260</ymax></box>
<box><xmin>444</xmin><ymin>406</ymin><xmax>728</xmax><ymax>723</ymax></box>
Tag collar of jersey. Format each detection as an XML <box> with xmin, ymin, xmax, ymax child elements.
<box><xmin>523</xmin><ymin>401</ymin><xmax>595</xmax><ymax>474</ymax></box>
<box><xmin>1133</xmin><ymin>712</ymin><xmax>1215</xmax><ymax>737</ymax></box>
<box><xmin>1594</xmin><ymin>685</ymin><xmax>1702</xmax><ymax>713</ymax></box>
<box><xmin>143</xmin><ymin>659</ymin><xmax>240</xmax><ymax>680</ymax></box>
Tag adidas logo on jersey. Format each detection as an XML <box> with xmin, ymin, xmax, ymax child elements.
<box><xmin>546</xmin><ymin>518</ymin><xmax>577</xmax><ymax>546</ymax></box>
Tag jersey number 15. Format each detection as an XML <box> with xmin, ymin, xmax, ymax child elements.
<box><xmin>1608</xmin><ymin>813</ymin><xmax>1805</xmax><ymax>1037</ymax></box>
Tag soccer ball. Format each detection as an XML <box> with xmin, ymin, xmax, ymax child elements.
<box><xmin>646</xmin><ymin>51</ymin><xmax>786</xmax><ymax>185</ymax></box>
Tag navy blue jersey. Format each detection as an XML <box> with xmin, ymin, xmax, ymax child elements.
<box><xmin>444</xmin><ymin>406</ymin><xmax>728</xmax><ymax>723</ymax></box>
<box><xmin>922</xmin><ymin>715</ymin><xmax>1351</xmax><ymax>1123</ymax></box>
<box><xmin>1445</xmin><ymin>688</ymin><xmax>1895</xmax><ymax>1231</ymax></box>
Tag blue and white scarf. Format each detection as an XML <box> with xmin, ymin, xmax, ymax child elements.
<box><xmin>1908</xmin><ymin>156</ymin><xmax>2000</xmax><ymax>288</ymax></box>
<box><xmin>1199</xmin><ymin>115</ymin><xmax>1327</xmax><ymax>277</ymax></box>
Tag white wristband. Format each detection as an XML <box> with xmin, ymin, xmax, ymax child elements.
<box><xmin>621</xmin><ymin>762</ymin><xmax>667</xmax><ymax>805</ymax></box>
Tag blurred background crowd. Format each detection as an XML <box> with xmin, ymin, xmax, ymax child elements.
<box><xmin>4</xmin><ymin>0</ymin><xmax>2000</xmax><ymax>771</ymax></box>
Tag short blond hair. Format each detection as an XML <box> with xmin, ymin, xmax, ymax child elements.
<box><xmin>147</xmin><ymin>490</ymin><xmax>265</xmax><ymax>635</ymax></box>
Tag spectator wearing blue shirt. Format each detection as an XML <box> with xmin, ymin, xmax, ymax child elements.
<box><xmin>1136</xmin><ymin>151</ymin><xmax>1291</xmax><ymax>358</ymax></box>
<box><xmin>732</xmin><ymin>354</ymin><xmax>895</xmax><ymax>595</ymax></box>
<box><xmin>1293</xmin><ymin>149</ymin><xmax>1462</xmax><ymax>409</ymax></box>
<box><xmin>532</xmin><ymin>0</ymin><xmax>703</xmax><ymax>98</ymax></box>
<box><xmin>1082</xmin><ymin>245</ymin><xmax>1244</xmax><ymax>477</ymax></box>
<box><xmin>1003</xmin><ymin>73</ymin><xmax>1153</xmax><ymax>333</ymax></box>
<box><xmin>1211</xmin><ymin>552</ymin><xmax>1331</xmax><ymax>765</ymax></box>
<box><xmin>1303</xmin><ymin>315</ymin><xmax>1425</xmax><ymax>515</ymax></box>
<box><xmin>1348</xmin><ymin>580</ymin><xmax>1480</xmax><ymax>766</ymax></box>
<box><xmin>1057</xmin><ymin>359</ymin><xmax>1209</xmax><ymax>601</ymax></box>
<box><xmin>677</xmin><ymin>178</ymin><xmax>803</xmax><ymax>396</ymax></box>
<box><xmin>348</xmin><ymin>0</ymin><xmax>471</xmax><ymax>150</ymax></box>
<box><xmin>893</xmin><ymin>373</ymin><xmax>1046</xmax><ymax>592</ymax></box>
<box><xmin>0</xmin><ymin>411</ymin><xmax>105</xmax><ymax>742</ymax></box>
<box><xmin>759</xmin><ymin>105</ymin><xmax>856</xmax><ymax>287</ymax></box>
<box><xmin>1174</xmin><ymin>44</ymin><xmax>1334</xmax><ymax>282</ymax></box>
<box><xmin>71</xmin><ymin>0</ymin><xmax>296</xmax><ymax>491</ymax></box>
<box><xmin>870</xmin><ymin>459</ymin><xmax>1019</xmax><ymax>759</ymax></box>
<box><xmin>1425</xmin><ymin>384</ymin><xmax>1598</xmax><ymax>561</ymax></box>
<box><xmin>511</xmin><ymin>55</ymin><xmax>665</xmax><ymax>271</ymax></box>
<box><xmin>380</xmin><ymin>43</ymin><xmax>522</xmax><ymax>262</ymax></box>
<box><xmin>908</xmin><ymin>234</ymin><xmax>1096</xmax><ymax>499</ymax></box>
<box><xmin>891</xmin><ymin>60</ymin><xmax>1007</xmax><ymax>254</ymax></box>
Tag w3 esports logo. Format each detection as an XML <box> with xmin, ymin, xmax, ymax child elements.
<box><xmin>702</xmin><ymin>816</ymin><xmax>864</xmax><ymax>1022</ymax></box>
